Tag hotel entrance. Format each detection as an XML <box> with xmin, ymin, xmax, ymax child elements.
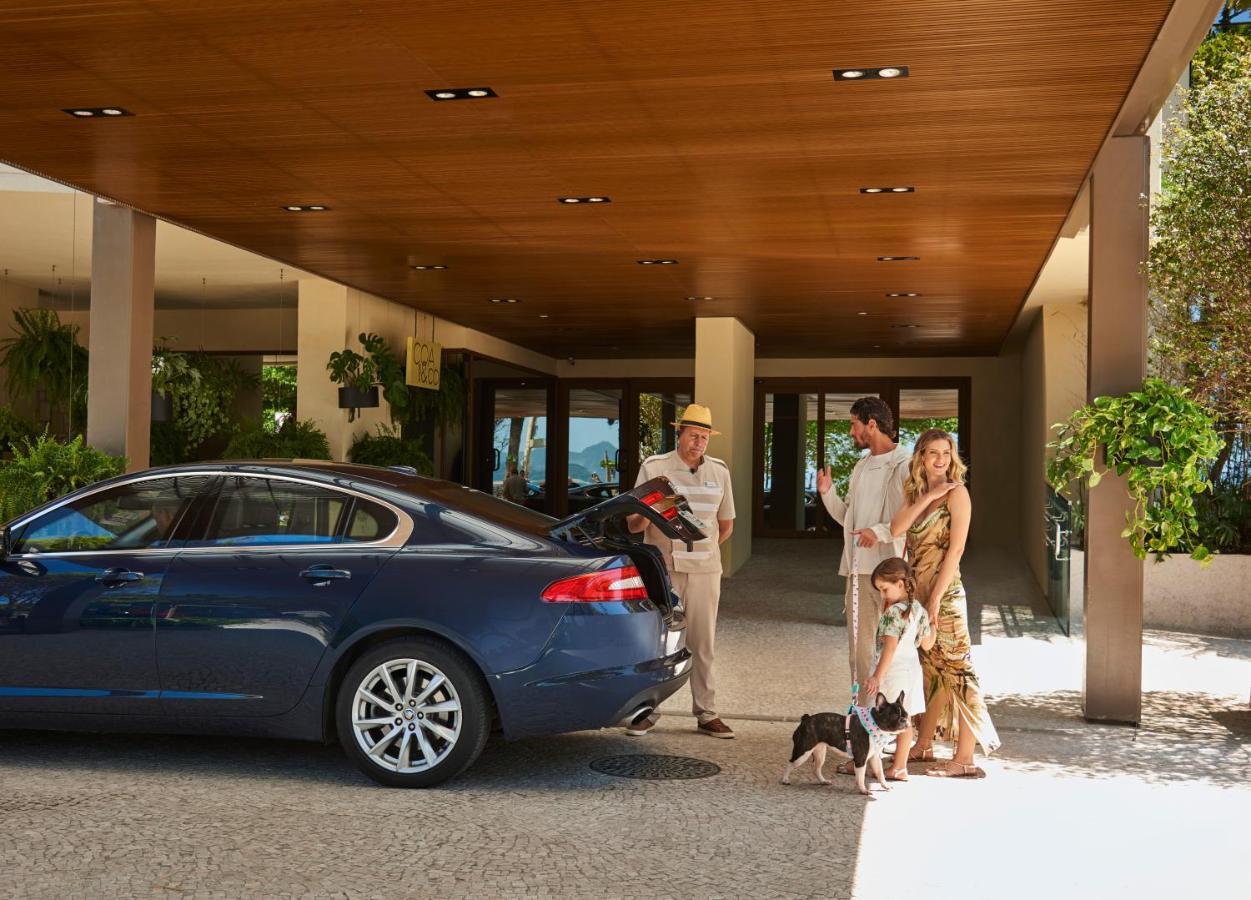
<box><xmin>753</xmin><ymin>379</ymin><xmax>969</xmax><ymax>538</ymax></box>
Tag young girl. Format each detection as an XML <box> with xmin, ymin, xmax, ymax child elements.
<box><xmin>862</xmin><ymin>557</ymin><xmax>935</xmax><ymax>781</ymax></box>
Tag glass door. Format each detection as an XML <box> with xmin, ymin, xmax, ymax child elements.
<box><xmin>762</xmin><ymin>392</ymin><xmax>821</xmax><ymax>533</ymax></box>
<box><xmin>477</xmin><ymin>382</ymin><xmax>553</xmax><ymax>514</ymax></box>
<box><xmin>565</xmin><ymin>387</ymin><xmax>623</xmax><ymax>513</ymax></box>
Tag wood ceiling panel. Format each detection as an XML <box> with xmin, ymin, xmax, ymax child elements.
<box><xmin>0</xmin><ymin>0</ymin><xmax>1173</xmax><ymax>357</ymax></box>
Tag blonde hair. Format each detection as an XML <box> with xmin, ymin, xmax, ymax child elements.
<box><xmin>871</xmin><ymin>557</ymin><xmax>918</xmax><ymax>616</ymax></box>
<box><xmin>904</xmin><ymin>428</ymin><xmax>967</xmax><ymax>503</ymax></box>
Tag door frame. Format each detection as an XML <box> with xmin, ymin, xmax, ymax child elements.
<box><xmin>752</xmin><ymin>377</ymin><xmax>971</xmax><ymax>538</ymax></box>
<box><xmin>472</xmin><ymin>376</ymin><xmax>557</xmax><ymax>514</ymax></box>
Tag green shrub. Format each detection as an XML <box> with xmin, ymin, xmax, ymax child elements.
<box><xmin>261</xmin><ymin>364</ymin><xmax>297</xmax><ymax>433</ymax></box>
<box><xmin>223</xmin><ymin>418</ymin><xmax>331</xmax><ymax>461</ymax></box>
<box><xmin>0</xmin><ymin>406</ymin><xmax>38</xmax><ymax>456</ymax></box>
<box><xmin>0</xmin><ymin>433</ymin><xmax>125</xmax><ymax>521</ymax></box>
<box><xmin>348</xmin><ymin>424</ymin><xmax>433</xmax><ymax>475</ymax></box>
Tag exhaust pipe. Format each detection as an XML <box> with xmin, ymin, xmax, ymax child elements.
<box><xmin>625</xmin><ymin>702</ymin><xmax>654</xmax><ymax>725</ymax></box>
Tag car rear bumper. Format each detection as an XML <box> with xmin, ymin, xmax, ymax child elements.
<box><xmin>488</xmin><ymin>609</ymin><xmax>690</xmax><ymax>740</ymax></box>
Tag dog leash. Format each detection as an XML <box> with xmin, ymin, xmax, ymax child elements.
<box><xmin>846</xmin><ymin>546</ymin><xmax>860</xmax><ymax>742</ymax></box>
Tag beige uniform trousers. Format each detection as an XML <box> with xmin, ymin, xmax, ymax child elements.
<box><xmin>845</xmin><ymin>573</ymin><xmax>883</xmax><ymax>707</ymax></box>
<box><xmin>645</xmin><ymin>569</ymin><xmax>721</xmax><ymax>725</ymax></box>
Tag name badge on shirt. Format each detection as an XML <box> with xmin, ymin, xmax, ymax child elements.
<box><xmin>704</xmin><ymin>481</ymin><xmax>716</xmax><ymax>488</ymax></box>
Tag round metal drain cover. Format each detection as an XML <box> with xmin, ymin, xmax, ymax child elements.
<box><xmin>590</xmin><ymin>754</ymin><xmax>720</xmax><ymax>780</ymax></box>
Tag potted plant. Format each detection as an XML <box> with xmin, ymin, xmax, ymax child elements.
<box><xmin>326</xmin><ymin>336</ymin><xmax>379</xmax><ymax>422</ymax></box>
<box><xmin>150</xmin><ymin>341</ymin><xmax>198</xmax><ymax>423</ymax></box>
<box><xmin>0</xmin><ymin>308</ymin><xmax>88</xmax><ymax>433</ymax></box>
<box><xmin>1046</xmin><ymin>378</ymin><xmax>1223</xmax><ymax>563</ymax></box>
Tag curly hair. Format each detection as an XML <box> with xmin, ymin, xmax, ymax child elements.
<box><xmin>903</xmin><ymin>428</ymin><xmax>967</xmax><ymax>503</ymax></box>
<box><xmin>871</xmin><ymin>557</ymin><xmax>918</xmax><ymax>614</ymax></box>
<box><xmin>849</xmin><ymin>396</ymin><xmax>895</xmax><ymax>439</ymax></box>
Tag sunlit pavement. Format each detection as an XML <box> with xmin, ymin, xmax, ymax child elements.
<box><xmin>1</xmin><ymin>541</ymin><xmax>1247</xmax><ymax>898</ymax></box>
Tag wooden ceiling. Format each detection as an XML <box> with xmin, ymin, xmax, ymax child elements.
<box><xmin>0</xmin><ymin>0</ymin><xmax>1173</xmax><ymax>358</ymax></box>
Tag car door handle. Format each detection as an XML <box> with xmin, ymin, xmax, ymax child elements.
<box><xmin>95</xmin><ymin>568</ymin><xmax>144</xmax><ymax>586</ymax></box>
<box><xmin>300</xmin><ymin>565</ymin><xmax>352</xmax><ymax>586</ymax></box>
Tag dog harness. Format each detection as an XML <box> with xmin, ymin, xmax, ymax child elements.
<box><xmin>844</xmin><ymin>704</ymin><xmax>893</xmax><ymax>759</ymax></box>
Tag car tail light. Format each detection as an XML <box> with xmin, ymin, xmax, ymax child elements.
<box><xmin>637</xmin><ymin>489</ymin><xmax>680</xmax><ymax>520</ymax></box>
<box><xmin>541</xmin><ymin>565</ymin><xmax>649</xmax><ymax>603</ymax></box>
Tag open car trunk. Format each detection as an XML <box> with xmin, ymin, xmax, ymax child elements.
<box><xmin>549</xmin><ymin>476</ymin><xmax>707</xmax><ymax>622</ymax></box>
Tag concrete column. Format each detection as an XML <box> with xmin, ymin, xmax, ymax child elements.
<box><xmin>296</xmin><ymin>279</ymin><xmax>416</xmax><ymax>461</ymax></box>
<box><xmin>87</xmin><ymin>203</ymin><xmax>155</xmax><ymax>471</ymax></box>
<box><xmin>695</xmin><ymin>317</ymin><xmax>755</xmax><ymax>576</ymax></box>
<box><xmin>1084</xmin><ymin>136</ymin><xmax>1149</xmax><ymax>723</ymax></box>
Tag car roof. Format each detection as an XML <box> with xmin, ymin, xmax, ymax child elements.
<box><xmin>131</xmin><ymin>460</ymin><xmax>443</xmax><ymax>499</ymax></box>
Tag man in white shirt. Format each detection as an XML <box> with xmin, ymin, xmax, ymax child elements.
<box><xmin>817</xmin><ymin>396</ymin><xmax>911</xmax><ymax>705</ymax></box>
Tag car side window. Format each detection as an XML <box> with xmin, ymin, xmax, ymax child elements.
<box><xmin>201</xmin><ymin>477</ymin><xmax>359</xmax><ymax>547</ymax></box>
<box><xmin>12</xmin><ymin>476</ymin><xmax>211</xmax><ymax>554</ymax></box>
<box><xmin>344</xmin><ymin>498</ymin><xmax>398</xmax><ymax>543</ymax></box>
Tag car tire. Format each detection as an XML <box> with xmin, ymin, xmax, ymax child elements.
<box><xmin>336</xmin><ymin>636</ymin><xmax>491</xmax><ymax>788</ymax></box>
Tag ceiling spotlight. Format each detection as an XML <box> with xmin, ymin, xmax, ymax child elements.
<box><xmin>637</xmin><ymin>259</ymin><xmax>678</xmax><ymax>265</ymax></box>
<box><xmin>282</xmin><ymin>205</ymin><xmax>330</xmax><ymax>212</ymax></box>
<box><xmin>686</xmin><ymin>296</ymin><xmax>714</xmax><ymax>301</ymax></box>
<box><xmin>425</xmin><ymin>87</ymin><xmax>498</xmax><ymax>101</ymax></box>
<box><xmin>886</xmin><ymin>292</ymin><xmax>921</xmax><ymax>297</ymax></box>
<box><xmin>539</xmin><ymin>314</ymin><xmax>549</xmax><ymax>319</ymax></box>
<box><xmin>890</xmin><ymin>186</ymin><xmax>911</xmax><ymax>192</ymax></box>
<box><xmin>411</xmin><ymin>264</ymin><xmax>448</xmax><ymax>270</ymax></box>
<box><xmin>558</xmin><ymin>196</ymin><xmax>611</xmax><ymax>204</ymax></box>
<box><xmin>63</xmin><ymin>107</ymin><xmax>135</xmax><ymax>118</ymax></box>
<box><xmin>861</xmin><ymin>186</ymin><xmax>914</xmax><ymax>194</ymax></box>
<box><xmin>862</xmin><ymin>187</ymin><xmax>884</xmax><ymax>193</ymax></box>
<box><xmin>892</xmin><ymin>323</ymin><xmax>919</xmax><ymax>329</ymax></box>
<box><xmin>833</xmin><ymin>67</ymin><xmax>910</xmax><ymax>81</ymax></box>
<box><xmin>858</xmin><ymin>311</ymin><xmax>868</xmax><ymax>316</ymax></box>
<box><xmin>489</xmin><ymin>298</ymin><xmax>519</xmax><ymax>304</ymax></box>
<box><xmin>878</xmin><ymin>256</ymin><xmax>919</xmax><ymax>262</ymax></box>
<box><xmin>306</xmin><ymin>205</ymin><xmax>326</xmax><ymax>211</ymax></box>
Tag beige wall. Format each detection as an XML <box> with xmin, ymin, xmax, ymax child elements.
<box><xmin>758</xmin><ymin>355</ymin><xmax>1023</xmax><ymax>553</ymax></box>
<box><xmin>62</xmin><ymin>306</ymin><xmax>299</xmax><ymax>354</ymax></box>
<box><xmin>1020</xmin><ymin>302</ymin><xmax>1088</xmax><ymax>594</ymax></box>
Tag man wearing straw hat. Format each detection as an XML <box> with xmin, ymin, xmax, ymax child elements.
<box><xmin>624</xmin><ymin>403</ymin><xmax>736</xmax><ymax>739</ymax></box>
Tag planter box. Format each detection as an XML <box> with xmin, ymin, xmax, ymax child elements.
<box><xmin>1143</xmin><ymin>553</ymin><xmax>1251</xmax><ymax>639</ymax></box>
<box><xmin>151</xmin><ymin>391</ymin><xmax>172</xmax><ymax>422</ymax></box>
<box><xmin>338</xmin><ymin>386</ymin><xmax>379</xmax><ymax>410</ymax></box>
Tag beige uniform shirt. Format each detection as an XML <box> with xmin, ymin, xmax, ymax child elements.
<box><xmin>635</xmin><ymin>450</ymin><xmax>736</xmax><ymax>575</ymax></box>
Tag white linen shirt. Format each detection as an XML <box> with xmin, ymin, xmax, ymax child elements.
<box><xmin>820</xmin><ymin>444</ymin><xmax>911</xmax><ymax>576</ymax></box>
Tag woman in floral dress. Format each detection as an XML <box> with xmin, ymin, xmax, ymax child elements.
<box><xmin>889</xmin><ymin>428</ymin><xmax>1000</xmax><ymax>777</ymax></box>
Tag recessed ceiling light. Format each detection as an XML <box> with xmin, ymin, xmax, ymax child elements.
<box><xmin>878</xmin><ymin>256</ymin><xmax>919</xmax><ymax>262</ymax></box>
<box><xmin>860</xmin><ymin>186</ymin><xmax>914</xmax><ymax>194</ymax></box>
<box><xmin>637</xmin><ymin>259</ymin><xmax>678</xmax><ymax>265</ymax></box>
<box><xmin>282</xmin><ymin>205</ymin><xmax>330</xmax><ymax>212</ymax></box>
<box><xmin>686</xmin><ymin>296</ymin><xmax>714</xmax><ymax>301</ymax></box>
<box><xmin>425</xmin><ymin>87</ymin><xmax>498</xmax><ymax>101</ymax></box>
<box><xmin>489</xmin><ymin>297</ymin><xmax>519</xmax><ymax>304</ymax></box>
<box><xmin>833</xmin><ymin>67</ymin><xmax>910</xmax><ymax>81</ymax></box>
<box><xmin>858</xmin><ymin>311</ymin><xmax>868</xmax><ymax>316</ymax></box>
<box><xmin>63</xmin><ymin>107</ymin><xmax>135</xmax><ymax>118</ymax></box>
<box><xmin>538</xmin><ymin>314</ymin><xmax>549</xmax><ymax>319</ymax></box>
<box><xmin>411</xmin><ymin>264</ymin><xmax>448</xmax><ymax>271</ymax></box>
<box><xmin>862</xmin><ymin>187</ymin><xmax>884</xmax><ymax>193</ymax></box>
<box><xmin>890</xmin><ymin>186</ymin><xmax>911</xmax><ymax>192</ymax></box>
<box><xmin>892</xmin><ymin>323</ymin><xmax>919</xmax><ymax>329</ymax></box>
<box><xmin>558</xmin><ymin>196</ymin><xmax>611</xmax><ymax>204</ymax></box>
<box><xmin>886</xmin><ymin>292</ymin><xmax>921</xmax><ymax>297</ymax></box>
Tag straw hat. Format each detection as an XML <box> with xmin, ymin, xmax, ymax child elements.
<box><xmin>672</xmin><ymin>403</ymin><xmax>721</xmax><ymax>436</ymax></box>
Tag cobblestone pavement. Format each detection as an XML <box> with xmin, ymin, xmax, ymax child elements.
<box><xmin>2</xmin><ymin>541</ymin><xmax>1248</xmax><ymax>899</ymax></box>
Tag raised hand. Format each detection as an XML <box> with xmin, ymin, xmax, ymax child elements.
<box><xmin>816</xmin><ymin>466</ymin><xmax>834</xmax><ymax>496</ymax></box>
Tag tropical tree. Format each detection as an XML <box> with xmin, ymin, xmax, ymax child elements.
<box><xmin>1147</xmin><ymin>36</ymin><xmax>1251</xmax><ymax>483</ymax></box>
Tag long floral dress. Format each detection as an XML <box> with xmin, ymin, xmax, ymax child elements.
<box><xmin>907</xmin><ymin>501</ymin><xmax>1001</xmax><ymax>755</ymax></box>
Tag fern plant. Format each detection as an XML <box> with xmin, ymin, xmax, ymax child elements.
<box><xmin>0</xmin><ymin>406</ymin><xmax>37</xmax><ymax>456</ymax></box>
<box><xmin>348</xmin><ymin>424</ymin><xmax>433</xmax><ymax>475</ymax></box>
<box><xmin>222</xmin><ymin>418</ymin><xmax>331</xmax><ymax>461</ymax></box>
<box><xmin>0</xmin><ymin>308</ymin><xmax>88</xmax><ymax>430</ymax></box>
<box><xmin>0</xmin><ymin>433</ymin><xmax>125</xmax><ymax>522</ymax></box>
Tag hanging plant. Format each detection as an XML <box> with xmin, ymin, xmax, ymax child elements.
<box><xmin>1046</xmin><ymin>378</ymin><xmax>1223</xmax><ymax>563</ymax></box>
<box><xmin>326</xmin><ymin>337</ymin><xmax>379</xmax><ymax>422</ymax></box>
<box><xmin>360</xmin><ymin>332</ymin><xmax>411</xmax><ymax>424</ymax></box>
<box><xmin>149</xmin><ymin>342</ymin><xmax>254</xmax><ymax>462</ymax></box>
<box><xmin>408</xmin><ymin>360</ymin><xmax>467</xmax><ymax>428</ymax></box>
<box><xmin>0</xmin><ymin>308</ymin><xmax>88</xmax><ymax>431</ymax></box>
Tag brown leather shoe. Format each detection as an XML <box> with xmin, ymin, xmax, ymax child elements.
<box><xmin>697</xmin><ymin>718</ymin><xmax>735</xmax><ymax>739</ymax></box>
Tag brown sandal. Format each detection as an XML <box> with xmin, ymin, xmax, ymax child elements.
<box><xmin>908</xmin><ymin>747</ymin><xmax>935</xmax><ymax>762</ymax></box>
<box><xmin>927</xmin><ymin>762</ymin><xmax>986</xmax><ymax>779</ymax></box>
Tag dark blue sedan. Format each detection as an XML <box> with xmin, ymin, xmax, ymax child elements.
<box><xmin>0</xmin><ymin>462</ymin><xmax>703</xmax><ymax>787</ymax></box>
